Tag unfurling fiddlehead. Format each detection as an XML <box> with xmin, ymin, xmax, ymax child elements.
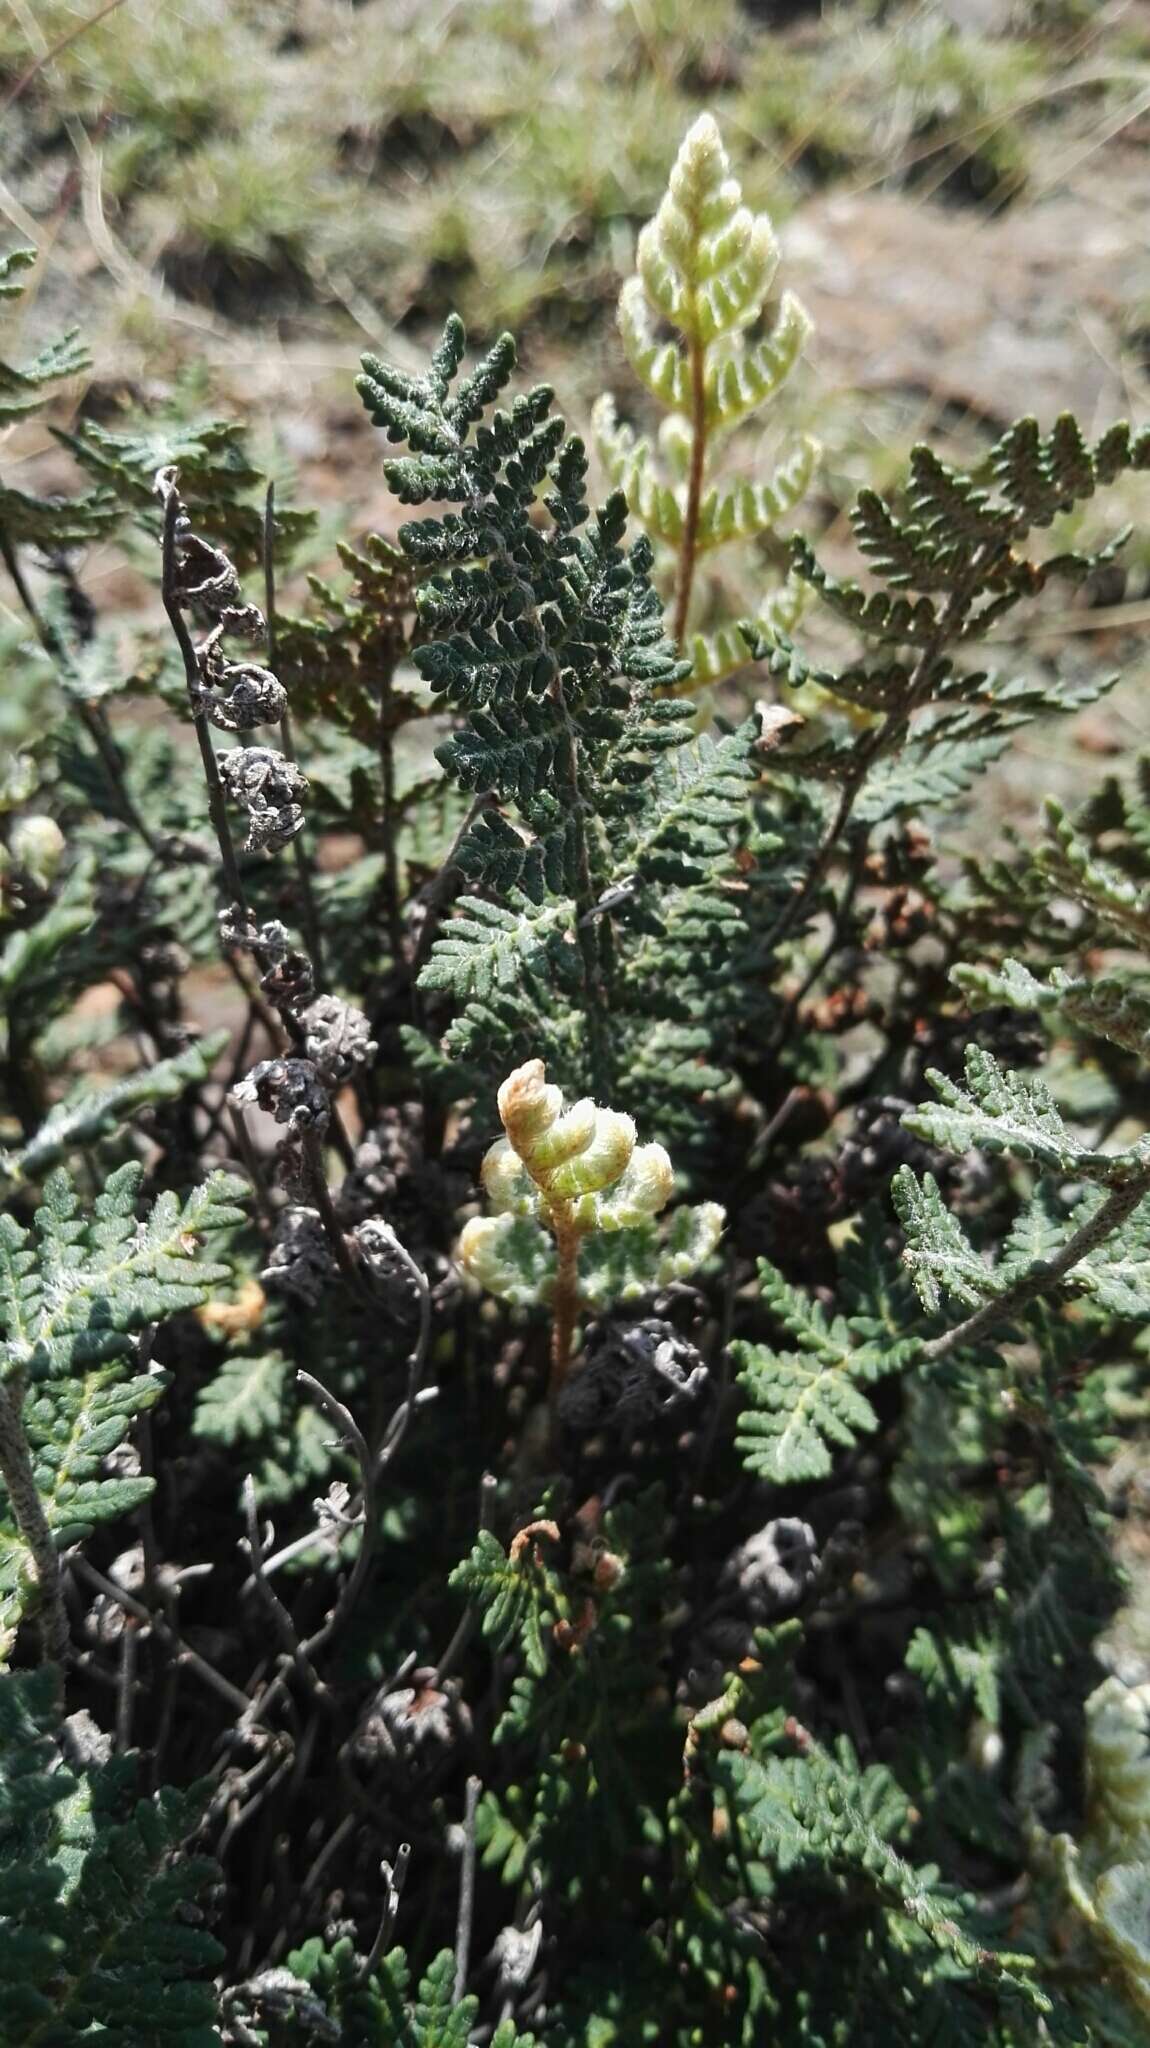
<box><xmin>460</xmin><ymin>1059</ymin><xmax>723</xmax><ymax>1399</ymax></box>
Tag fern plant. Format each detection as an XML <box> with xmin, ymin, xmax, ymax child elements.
<box><xmin>733</xmin><ymin>1221</ymin><xmax>923</xmax><ymax>1485</ymax></box>
<box><xmin>720</xmin><ymin>1731</ymin><xmax>1047</xmax><ymax>2035</ymax></box>
<box><xmin>742</xmin><ymin>411</ymin><xmax>1150</xmax><ymax>963</ymax></box>
<box><xmin>6</xmin><ymin>91</ymin><xmax>1150</xmax><ymax>2048</ymax></box>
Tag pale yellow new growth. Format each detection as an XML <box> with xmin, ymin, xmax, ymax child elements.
<box><xmin>1044</xmin><ymin>1675</ymin><xmax>1150</xmax><ymax>2018</ymax></box>
<box><xmin>616</xmin><ymin>108</ymin><xmax>809</xmax><ymax>427</ymax></box>
<box><xmin>469</xmin><ymin>1058</ymin><xmax>674</xmax><ymax>1242</ymax></box>
<box><xmin>1084</xmin><ymin>1677</ymin><xmax>1150</xmax><ymax>1860</ymax></box>
<box><xmin>593</xmin><ymin>112</ymin><xmax>817</xmax><ymax>685</ymax></box>
<box><xmin>459</xmin><ymin>1059</ymin><xmax>685</xmax><ymax>1400</ymax></box>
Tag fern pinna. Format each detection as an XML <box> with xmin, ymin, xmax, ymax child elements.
<box><xmin>745</xmin><ymin>410</ymin><xmax>1150</xmax><ymax>948</ymax></box>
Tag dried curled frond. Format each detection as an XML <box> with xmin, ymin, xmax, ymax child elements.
<box><xmin>197</xmin><ymin>654</ymin><xmax>287</xmax><ymax>733</ymax></box>
<box><xmin>260</xmin><ymin>1206</ymin><xmax>335</xmax><ymax>1305</ymax></box>
<box><xmin>721</xmin><ymin>1518</ymin><xmax>819</xmax><ymax>1617</ymax></box>
<box><xmin>218</xmin><ymin>747</ymin><xmax>308</xmax><ymax>852</ymax></box>
<box><xmin>356</xmin><ymin>1667</ymin><xmax>467</xmax><ymax>1756</ymax></box>
<box><xmin>159</xmin><ymin>489</ymin><xmax>265</xmax><ymax>642</ymax></box>
<box><xmin>231</xmin><ymin>1057</ymin><xmax>329</xmax><ymax>1133</ymax></box>
<box><xmin>301</xmin><ymin>994</ymin><xmax>377</xmax><ymax>1086</ymax></box>
<box><xmin>219</xmin><ymin>911</ymin><xmax>315</xmax><ymax>1007</ymax></box>
<box><xmin>556</xmin><ymin>1316</ymin><xmax>708</xmax><ymax>1433</ymax></box>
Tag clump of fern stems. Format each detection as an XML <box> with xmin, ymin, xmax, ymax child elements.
<box><xmin>3</xmin><ymin>102</ymin><xmax>1150</xmax><ymax>2048</ymax></box>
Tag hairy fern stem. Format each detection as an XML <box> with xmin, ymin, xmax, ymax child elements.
<box><xmin>672</xmin><ymin>332</ymin><xmax>707</xmax><ymax>651</ymax></box>
<box><xmin>0</xmin><ymin>1378</ymin><xmax>67</xmax><ymax>1662</ymax></box>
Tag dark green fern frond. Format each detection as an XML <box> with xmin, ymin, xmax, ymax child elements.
<box><xmin>722</xmin><ymin>1737</ymin><xmax>1046</xmax><ymax>2018</ymax></box>
<box><xmin>448</xmin><ymin>1524</ymin><xmax>561</xmax><ymax>1680</ymax></box>
<box><xmin>54</xmin><ymin>416</ymin><xmax>314</xmax><ymax>567</ymax></box>
<box><xmin>0</xmin><ymin>1666</ymin><xmax>220</xmax><ymax>2044</ymax></box>
<box><xmin>268</xmin><ymin>1937</ymin><xmax>539</xmax><ymax>2048</ymax></box>
<box><xmin>359</xmin><ymin>317</ymin><xmax>757</xmax><ymax>1134</ymax></box>
<box><xmin>736</xmin><ymin>410</ymin><xmax>1149</xmax><ymax>991</ymax></box>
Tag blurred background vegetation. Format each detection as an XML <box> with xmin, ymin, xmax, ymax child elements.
<box><xmin>3</xmin><ymin>0</ymin><xmax>1150</xmax><ymax>813</ymax></box>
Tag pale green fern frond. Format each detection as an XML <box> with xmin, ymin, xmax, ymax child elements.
<box><xmin>687</xmin><ymin>570</ymin><xmax>811</xmax><ymax>692</ymax></box>
<box><xmin>1043</xmin><ymin>1677</ymin><xmax>1150</xmax><ymax>2026</ymax></box>
<box><xmin>734</xmin><ymin>1255</ymin><xmax>922</xmax><ymax>1484</ymax></box>
<box><xmin>597</xmin><ymin>112</ymin><xmax>816</xmax><ymax>677</ymax></box>
<box><xmin>0</xmin><ymin>1163</ymin><xmax>247</xmax><ymax>1385</ymax></box>
<box><xmin>694</xmin><ymin>438</ymin><xmax>818</xmax><ymax>553</ymax></box>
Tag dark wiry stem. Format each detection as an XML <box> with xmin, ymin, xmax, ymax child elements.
<box><xmin>767</xmin><ymin>736</ymin><xmax>883</xmax><ymax>955</ymax></box>
<box><xmin>234</xmin><ymin>1370</ymin><xmax>376</xmax><ymax>1735</ymax></box>
<box><xmin>294</xmin><ymin>1370</ymin><xmax>376</xmax><ymax>1660</ymax></box>
<box><xmin>372</xmin><ymin>1236</ymin><xmax>432</xmax><ymax>1470</ymax></box>
<box><xmin>378</xmin><ymin>654</ymin><xmax>406</xmax><ymax>967</ymax></box>
<box><xmin>766</xmin><ymin>831</ymin><xmax>866</xmax><ymax>1058</ymax></box>
<box><xmin>356</xmin><ymin>1843</ymin><xmax>411</xmax><ymax>1986</ymax></box>
<box><xmin>241</xmin><ymin>1475</ymin><xmax>327</xmax><ymax>1704</ymax></box>
<box><xmin>453</xmin><ymin>1775</ymin><xmax>482</xmax><ymax>2003</ymax></box>
<box><xmin>158</xmin><ymin>478</ymin><xmax>248</xmax><ymax>914</ymax></box>
<box><xmin>301</xmin><ymin>1126</ymin><xmax>364</xmax><ymax>1295</ymax></box>
<box><xmin>71</xmin><ymin>1554</ymin><xmax>251</xmax><ymax>1714</ymax></box>
<box><xmin>114</xmin><ymin>1616</ymin><xmax>139</xmax><ymax>1751</ymax></box>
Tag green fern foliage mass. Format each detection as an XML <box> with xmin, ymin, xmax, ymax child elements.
<box><xmin>0</xmin><ymin>1666</ymin><xmax>220</xmax><ymax>2045</ymax></box>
